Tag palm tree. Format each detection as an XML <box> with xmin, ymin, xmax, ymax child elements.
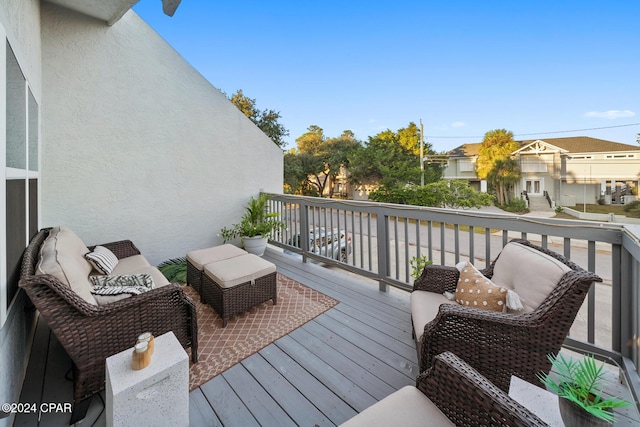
<box><xmin>487</xmin><ymin>158</ymin><xmax>521</xmax><ymax>205</ymax></box>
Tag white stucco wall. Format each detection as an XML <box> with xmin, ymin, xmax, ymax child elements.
<box><xmin>0</xmin><ymin>1</ymin><xmax>41</xmax><ymax>424</ymax></box>
<box><xmin>40</xmin><ymin>3</ymin><xmax>283</xmax><ymax>266</ymax></box>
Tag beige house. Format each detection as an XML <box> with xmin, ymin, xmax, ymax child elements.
<box><xmin>444</xmin><ymin>136</ymin><xmax>640</xmax><ymax>208</ymax></box>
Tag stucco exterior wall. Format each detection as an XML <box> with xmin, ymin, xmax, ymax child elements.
<box><xmin>40</xmin><ymin>4</ymin><xmax>283</xmax><ymax>266</ymax></box>
<box><xmin>0</xmin><ymin>1</ymin><xmax>40</xmax><ymax>424</ymax></box>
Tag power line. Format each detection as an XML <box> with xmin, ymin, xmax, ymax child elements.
<box><xmin>427</xmin><ymin>122</ymin><xmax>640</xmax><ymax>139</ymax></box>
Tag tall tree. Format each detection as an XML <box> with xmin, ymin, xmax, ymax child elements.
<box><xmin>476</xmin><ymin>129</ymin><xmax>521</xmax><ymax>204</ymax></box>
<box><xmin>475</xmin><ymin>129</ymin><xmax>520</xmax><ymax>180</ymax></box>
<box><xmin>324</xmin><ymin>130</ymin><xmax>360</xmax><ymax>197</ymax></box>
<box><xmin>228</xmin><ymin>89</ymin><xmax>289</xmax><ymax>148</ymax></box>
<box><xmin>349</xmin><ymin>122</ymin><xmax>442</xmax><ymax>189</ymax></box>
<box><xmin>487</xmin><ymin>158</ymin><xmax>521</xmax><ymax>205</ymax></box>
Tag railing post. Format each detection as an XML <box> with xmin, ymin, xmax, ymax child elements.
<box><xmin>300</xmin><ymin>202</ymin><xmax>310</xmax><ymax>263</ymax></box>
<box><xmin>376</xmin><ymin>206</ymin><xmax>389</xmax><ymax>292</ymax></box>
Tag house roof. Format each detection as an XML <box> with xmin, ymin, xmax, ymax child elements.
<box><xmin>448</xmin><ymin>136</ymin><xmax>639</xmax><ymax>157</ymax></box>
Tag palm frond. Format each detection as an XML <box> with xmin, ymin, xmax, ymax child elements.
<box><xmin>157</xmin><ymin>257</ymin><xmax>187</xmax><ymax>283</ymax></box>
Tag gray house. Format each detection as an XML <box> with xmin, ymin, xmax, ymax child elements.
<box><xmin>444</xmin><ymin>136</ymin><xmax>640</xmax><ymax>208</ymax></box>
<box><xmin>0</xmin><ymin>1</ymin><xmax>282</xmax><ymax>423</ymax></box>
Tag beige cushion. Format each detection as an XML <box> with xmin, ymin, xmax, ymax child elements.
<box><xmin>455</xmin><ymin>261</ymin><xmax>507</xmax><ymax>312</ymax></box>
<box><xmin>36</xmin><ymin>226</ymin><xmax>97</xmax><ymax>305</ymax></box>
<box><xmin>187</xmin><ymin>244</ymin><xmax>248</xmax><ymax>270</ymax></box>
<box><xmin>339</xmin><ymin>385</ymin><xmax>454</xmax><ymax>427</ymax></box>
<box><xmin>204</xmin><ymin>254</ymin><xmax>276</xmax><ymax>289</ymax></box>
<box><xmin>411</xmin><ymin>291</ymin><xmax>456</xmax><ymax>343</ymax></box>
<box><xmin>491</xmin><ymin>242</ymin><xmax>571</xmax><ymax>312</ymax></box>
<box><xmin>111</xmin><ymin>255</ymin><xmax>151</xmax><ymax>274</ymax></box>
<box><xmin>92</xmin><ymin>266</ymin><xmax>170</xmax><ymax>306</ymax></box>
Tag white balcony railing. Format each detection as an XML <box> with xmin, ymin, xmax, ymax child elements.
<box><xmin>265</xmin><ymin>193</ymin><xmax>640</xmax><ymax>403</ymax></box>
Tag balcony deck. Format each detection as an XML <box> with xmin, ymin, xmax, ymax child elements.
<box><xmin>15</xmin><ymin>247</ymin><xmax>640</xmax><ymax>426</ymax></box>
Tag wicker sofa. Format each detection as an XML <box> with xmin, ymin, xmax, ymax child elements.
<box><xmin>341</xmin><ymin>351</ymin><xmax>548</xmax><ymax>426</ymax></box>
<box><xmin>411</xmin><ymin>239</ymin><xmax>601</xmax><ymax>392</ymax></box>
<box><xmin>19</xmin><ymin>226</ymin><xmax>198</xmax><ymax>424</ymax></box>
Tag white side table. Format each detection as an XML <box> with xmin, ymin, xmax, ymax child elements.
<box><xmin>106</xmin><ymin>331</ymin><xmax>189</xmax><ymax>427</ymax></box>
<box><xmin>509</xmin><ymin>376</ymin><xmax>564</xmax><ymax>426</ymax></box>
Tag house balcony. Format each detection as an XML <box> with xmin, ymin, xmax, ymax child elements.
<box><xmin>13</xmin><ymin>194</ymin><xmax>640</xmax><ymax>425</ymax></box>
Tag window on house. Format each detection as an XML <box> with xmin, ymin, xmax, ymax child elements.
<box><xmin>605</xmin><ymin>154</ymin><xmax>635</xmax><ymax>159</ymax></box>
<box><xmin>4</xmin><ymin>39</ymin><xmax>39</xmax><ymax>316</ymax></box>
<box><xmin>458</xmin><ymin>159</ymin><xmax>475</xmax><ymax>172</ymax></box>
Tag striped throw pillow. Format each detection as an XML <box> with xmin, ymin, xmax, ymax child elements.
<box><xmin>85</xmin><ymin>245</ymin><xmax>119</xmax><ymax>274</ymax></box>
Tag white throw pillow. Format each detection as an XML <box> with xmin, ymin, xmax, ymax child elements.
<box><xmin>85</xmin><ymin>245</ymin><xmax>119</xmax><ymax>274</ymax></box>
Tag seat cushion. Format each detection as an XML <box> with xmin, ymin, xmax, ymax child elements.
<box><xmin>204</xmin><ymin>254</ymin><xmax>276</xmax><ymax>289</ymax></box>
<box><xmin>411</xmin><ymin>291</ymin><xmax>457</xmax><ymax>343</ymax></box>
<box><xmin>110</xmin><ymin>255</ymin><xmax>151</xmax><ymax>274</ymax></box>
<box><xmin>491</xmin><ymin>242</ymin><xmax>571</xmax><ymax>312</ymax></box>
<box><xmin>339</xmin><ymin>385</ymin><xmax>454</xmax><ymax>427</ymax></box>
<box><xmin>187</xmin><ymin>244</ymin><xmax>248</xmax><ymax>270</ymax></box>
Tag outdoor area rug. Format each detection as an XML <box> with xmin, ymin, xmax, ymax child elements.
<box><xmin>185</xmin><ymin>273</ymin><xmax>338</xmax><ymax>390</ymax></box>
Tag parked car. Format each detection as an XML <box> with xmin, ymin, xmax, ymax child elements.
<box><xmin>286</xmin><ymin>228</ymin><xmax>352</xmax><ymax>263</ymax></box>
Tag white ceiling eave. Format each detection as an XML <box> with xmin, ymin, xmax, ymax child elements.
<box><xmin>45</xmin><ymin>0</ymin><xmax>140</xmax><ymax>25</ymax></box>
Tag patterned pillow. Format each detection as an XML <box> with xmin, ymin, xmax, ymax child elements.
<box><xmin>455</xmin><ymin>261</ymin><xmax>507</xmax><ymax>312</ymax></box>
<box><xmin>85</xmin><ymin>245</ymin><xmax>118</xmax><ymax>274</ymax></box>
<box><xmin>90</xmin><ymin>274</ymin><xmax>154</xmax><ymax>296</ymax></box>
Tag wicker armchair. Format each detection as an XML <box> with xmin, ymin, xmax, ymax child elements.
<box><xmin>19</xmin><ymin>228</ymin><xmax>198</xmax><ymax>424</ymax></box>
<box><xmin>412</xmin><ymin>239</ymin><xmax>601</xmax><ymax>393</ymax></box>
<box><xmin>341</xmin><ymin>351</ymin><xmax>548</xmax><ymax>426</ymax></box>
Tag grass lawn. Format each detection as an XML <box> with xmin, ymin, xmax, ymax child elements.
<box><xmin>563</xmin><ymin>204</ymin><xmax>627</xmax><ymax>215</ymax></box>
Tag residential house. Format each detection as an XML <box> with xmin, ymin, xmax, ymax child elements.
<box><xmin>0</xmin><ymin>1</ymin><xmax>282</xmax><ymax>423</ymax></box>
<box><xmin>444</xmin><ymin>136</ymin><xmax>640</xmax><ymax>208</ymax></box>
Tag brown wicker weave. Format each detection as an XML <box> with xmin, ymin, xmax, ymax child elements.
<box><xmin>419</xmin><ymin>352</ymin><xmax>548</xmax><ymax>426</ymax></box>
<box><xmin>413</xmin><ymin>239</ymin><xmax>602</xmax><ymax>393</ymax></box>
<box><xmin>186</xmin><ymin>258</ymin><xmax>206</xmax><ymax>301</ymax></box>
<box><xmin>19</xmin><ymin>228</ymin><xmax>198</xmax><ymax>423</ymax></box>
<box><xmin>201</xmin><ymin>270</ymin><xmax>277</xmax><ymax>327</ymax></box>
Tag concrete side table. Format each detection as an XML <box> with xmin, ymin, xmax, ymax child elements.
<box><xmin>509</xmin><ymin>376</ymin><xmax>564</xmax><ymax>426</ymax></box>
<box><xmin>106</xmin><ymin>332</ymin><xmax>189</xmax><ymax>427</ymax></box>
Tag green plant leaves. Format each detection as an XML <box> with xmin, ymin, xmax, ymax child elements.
<box><xmin>158</xmin><ymin>257</ymin><xmax>187</xmax><ymax>283</ymax></box>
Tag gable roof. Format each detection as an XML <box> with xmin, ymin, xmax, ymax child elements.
<box><xmin>448</xmin><ymin>136</ymin><xmax>639</xmax><ymax>157</ymax></box>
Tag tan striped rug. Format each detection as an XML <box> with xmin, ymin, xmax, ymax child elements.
<box><xmin>185</xmin><ymin>273</ymin><xmax>338</xmax><ymax>390</ymax></box>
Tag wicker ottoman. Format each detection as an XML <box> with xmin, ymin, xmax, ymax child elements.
<box><xmin>186</xmin><ymin>244</ymin><xmax>247</xmax><ymax>302</ymax></box>
<box><xmin>201</xmin><ymin>254</ymin><xmax>277</xmax><ymax>327</ymax></box>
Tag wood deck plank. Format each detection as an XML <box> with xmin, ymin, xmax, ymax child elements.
<box><xmin>310</xmin><ymin>315</ymin><xmax>418</xmax><ymax>382</ymax></box>
<box><xmin>189</xmin><ymin>388</ymin><xmax>222</xmax><ymax>427</ymax></box>
<box><xmin>274</xmin><ymin>335</ymin><xmax>377</xmax><ymax>413</ymax></box>
<box><xmin>287</xmin><ymin>326</ymin><xmax>396</xmax><ymax>400</ymax></box>
<box><xmin>199</xmin><ymin>375</ymin><xmax>260</xmax><ymax>427</ymax></box>
<box><xmin>221</xmin><ymin>361</ymin><xmax>296</xmax><ymax>427</ymax></box>
<box><xmin>240</xmin><ymin>354</ymin><xmax>333</xmax><ymax>427</ymax></box>
<box><xmin>259</xmin><ymin>342</ymin><xmax>358</xmax><ymax>425</ymax></box>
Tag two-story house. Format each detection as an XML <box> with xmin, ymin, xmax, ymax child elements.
<box><xmin>444</xmin><ymin>136</ymin><xmax>640</xmax><ymax>208</ymax></box>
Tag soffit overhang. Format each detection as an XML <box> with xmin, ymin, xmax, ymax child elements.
<box><xmin>45</xmin><ymin>0</ymin><xmax>181</xmax><ymax>25</ymax></box>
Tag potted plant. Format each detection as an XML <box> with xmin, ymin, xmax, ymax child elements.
<box><xmin>220</xmin><ymin>194</ymin><xmax>284</xmax><ymax>256</ymax></box>
<box><xmin>538</xmin><ymin>353</ymin><xmax>631</xmax><ymax>426</ymax></box>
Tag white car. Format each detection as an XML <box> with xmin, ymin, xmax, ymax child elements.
<box><xmin>287</xmin><ymin>228</ymin><xmax>352</xmax><ymax>263</ymax></box>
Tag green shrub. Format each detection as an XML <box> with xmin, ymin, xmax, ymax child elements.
<box><xmin>623</xmin><ymin>200</ymin><xmax>640</xmax><ymax>218</ymax></box>
<box><xmin>555</xmin><ymin>205</ymin><xmax>564</xmax><ymax>213</ymax></box>
<box><xmin>501</xmin><ymin>198</ymin><xmax>528</xmax><ymax>213</ymax></box>
<box><xmin>410</xmin><ymin>255</ymin><xmax>432</xmax><ymax>281</ymax></box>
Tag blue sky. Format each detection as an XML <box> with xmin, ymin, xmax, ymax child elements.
<box><xmin>133</xmin><ymin>1</ymin><xmax>640</xmax><ymax>152</ymax></box>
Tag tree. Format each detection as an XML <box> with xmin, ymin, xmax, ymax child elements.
<box><xmin>368</xmin><ymin>180</ymin><xmax>493</xmax><ymax>209</ymax></box>
<box><xmin>228</xmin><ymin>89</ymin><xmax>289</xmax><ymax>148</ymax></box>
<box><xmin>636</xmin><ymin>132</ymin><xmax>639</xmax><ymax>145</ymax></box>
<box><xmin>349</xmin><ymin>122</ymin><xmax>442</xmax><ymax>189</ymax></box>
<box><xmin>476</xmin><ymin>129</ymin><xmax>521</xmax><ymax>204</ymax></box>
<box><xmin>487</xmin><ymin>158</ymin><xmax>521</xmax><ymax>205</ymax></box>
<box><xmin>283</xmin><ymin>126</ymin><xmax>362</xmax><ymax>196</ymax></box>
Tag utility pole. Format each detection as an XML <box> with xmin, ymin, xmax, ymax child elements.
<box><xmin>420</xmin><ymin>119</ymin><xmax>424</xmax><ymax>186</ymax></box>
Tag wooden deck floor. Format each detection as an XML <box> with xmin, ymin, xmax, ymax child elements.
<box><xmin>14</xmin><ymin>247</ymin><xmax>640</xmax><ymax>426</ymax></box>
